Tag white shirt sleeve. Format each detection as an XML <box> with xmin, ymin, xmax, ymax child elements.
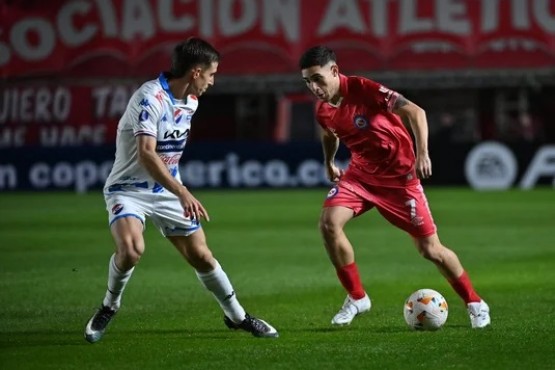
<box><xmin>132</xmin><ymin>91</ymin><xmax>162</xmax><ymax>138</ymax></box>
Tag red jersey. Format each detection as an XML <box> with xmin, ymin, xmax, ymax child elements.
<box><xmin>316</xmin><ymin>74</ymin><xmax>418</xmax><ymax>187</ymax></box>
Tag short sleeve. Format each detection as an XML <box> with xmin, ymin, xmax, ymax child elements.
<box><xmin>132</xmin><ymin>92</ymin><xmax>162</xmax><ymax>137</ymax></box>
<box><xmin>361</xmin><ymin>79</ymin><xmax>400</xmax><ymax>112</ymax></box>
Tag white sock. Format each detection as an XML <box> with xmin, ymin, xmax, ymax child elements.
<box><xmin>102</xmin><ymin>254</ymin><xmax>134</xmax><ymax>311</ymax></box>
<box><xmin>195</xmin><ymin>260</ymin><xmax>246</xmax><ymax>323</ymax></box>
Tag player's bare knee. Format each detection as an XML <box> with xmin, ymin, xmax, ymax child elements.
<box><xmin>116</xmin><ymin>239</ymin><xmax>144</xmax><ymax>266</ymax></box>
<box><xmin>416</xmin><ymin>240</ymin><xmax>443</xmax><ymax>263</ymax></box>
<box><xmin>319</xmin><ymin>217</ymin><xmax>341</xmax><ymax>238</ymax></box>
<box><xmin>419</xmin><ymin>248</ymin><xmax>443</xmax><ymax>263</ymax></box>
<box><xmin>190</xmin><ymin>252</ymin><xmax>214</xmax><ymax>271</ymax></box>
<box><xmin>114</xmin><ymin>251</ymin><xmax>140</xmax><ymax>271</ymax></box>
<box><xmin>122</xmin><ymin>250</ymin><xmax>142</xmax><ymax>266</ymax></box>
<box><xmin>187</xmin><ymin>244</ymin><xmax>214</xmax><ymax>269</ymax></box>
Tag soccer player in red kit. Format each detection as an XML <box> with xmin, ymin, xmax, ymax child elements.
<box><xmin>299</xmin><ymin>46</ymin><xmax>490</xmax><ymax>328</ymax></box>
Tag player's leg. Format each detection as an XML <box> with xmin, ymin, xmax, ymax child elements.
<box><xmin>373</xmin><ymin>183</ymin><xmax>490</xmax><ymax>328</ymax></box>
<box><xmin>167</xmin><ymin>230</ymin><xmax>278</xmax><ymax>338</ymax></box>
<box><xmin>321</xmin><ymin>185</ymin><xmax>371</xmax><ymax>325</ymax></box>
<box><xmin>85</xmin><ymin>215</ymin><xmax>145</xmax><ymax>343</ymax></box>
<box><xmin>413</xmin><ymin>234</ymin><xmax>490</xmax><ymax>328</ymax></box>
<box><xmin>168</xmin><ymin>229</ymin><xmax>245</xmax><ymax>320</ymax></box>
<box><xmin>412</xmin><ymin>233</ymin><xmax>464</xmax><ymax>280</ymax></box>
<box><xmin>84</xmin><ymin>194</ymin><xmax>147</xmax><ymax>343</ymax></box>
<box><xmin>105</xmin><ymin>216</ymin><xmax>145</xmax><ymax>306</ymax></box>
<box><xmin>413</xmin><ymin>233</ymin><xmax>482</xmax><ymax>300</ymax></box>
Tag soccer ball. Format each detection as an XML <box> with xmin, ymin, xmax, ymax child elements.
<box><xmin>403</xmin><ymin>289</ymin><xmax>448</xmax><ymax>330</ymax></box>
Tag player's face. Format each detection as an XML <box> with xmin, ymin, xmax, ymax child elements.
<box><xmin>191</xmin><ymin>62</ymin><xmax>218</xmax><ymax>96</ymax></box>
<box><xmin>301</xmin><ymin>62</ymin><xmax>339</xmax><ymax>102</ymax></box>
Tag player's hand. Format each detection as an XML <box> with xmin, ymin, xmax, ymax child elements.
<box><xmin>178</xmin><ymin>187</ymin><xmax>210</xmax><ymax>222</ymax></box>
<box><xmin>416</xmin><ymin>153</ymin><xmax>432</xmax><ymax>179</ymax></box>
<box><xmin>326</xmin><ymin>163</ymin><xmax>344</xmax><ymax>183</ymax></box>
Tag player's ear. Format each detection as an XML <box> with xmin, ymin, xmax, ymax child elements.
<box><xmin>331</xmin><ymin>64</ymin><xmax>339</xmax><ymax>77</ymax></box>
<box><xmin>192</xmin><ymin>67</ymin><xmax>201</xmax><ymax>79</ymax></box>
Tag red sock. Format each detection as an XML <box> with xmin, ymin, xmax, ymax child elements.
<box><xmin>336</xmin><ymin>262</ymin><xmax>366</xmax><ymax>300</ymax></box>
<box><xmin>449</xmin><ymin>271</ymin><xmax>481</xmax><ymax>304</ymax></box>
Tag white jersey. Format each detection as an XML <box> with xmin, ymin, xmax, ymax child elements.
<box><xmin>104</xmin><ymin>73</ymin><xmax>197</xmax><ymax>194</ymax></box>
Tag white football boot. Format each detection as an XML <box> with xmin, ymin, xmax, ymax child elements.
<box><xmin>331</xmin><ymin>294</ymin><xmax>371</xmax><ymax>325</ymax></box>
<box><xmin>467</xmin><ymin>300</ymin><xmax>491</xmax><ymax>328</ymax></box>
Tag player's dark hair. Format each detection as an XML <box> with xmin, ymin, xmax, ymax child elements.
<box><xmin>299</xmin><ymin>46</ymin><xmax>336</xmax><ymax>70</ymax></box>
<box><xmin>170</xmin><ymin>37</ymin><xmax>220</xmax><ymax>78</ymax></box>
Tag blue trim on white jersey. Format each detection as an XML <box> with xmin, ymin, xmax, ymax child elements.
<box><xmin>134</xmin><ymin>181</ymin><xmax>149</xmax><ymax>188</ymax></box>
<box><xmin>107</xmin><ymin>182</ymin><xmax>149</xmax><ymax>192</ymax></box>
<box><xmin>156</xmin><ymin>146</ymin><xmax>186</xmax><ymax>153</ymax></box>
<box><xmin>158</xmin><ymin>73</ymin><xmax>175</xmax><ymax>105</ymax></box>
<box><xmin>164</xmin><ymin>224</ymin><xmax>201</xmax><ymax>236</ymax></box>
<box><xmin>156</xmin><ymin>139</ymin><xmax>186</xmax><ymax>152</ymax></box>
<box><xmin>149</xmin><ymin>168</ymin><xmax>177</xmax><ymax>193</ymax></box>
<box><xmin>152</xmin><ymin>183</ymin><xmax>164</xmax><ymax>193</ymax></box>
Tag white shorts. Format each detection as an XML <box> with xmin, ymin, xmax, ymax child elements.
<box><xmin>104</xmin><ymin>191</ymin><xmax>201</xmax><ymax>237</ymax></box>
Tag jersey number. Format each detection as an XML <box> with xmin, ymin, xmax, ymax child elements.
<box><xmin>405</xmin><ymin>199</ymin><xmax>416</xmax><ymax>219</ymax></box>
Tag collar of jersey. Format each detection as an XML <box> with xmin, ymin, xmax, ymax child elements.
<box><xmin>158</xmin><ymin>72</ymin><xmax>176</xmax><ymax>105</ymax></box>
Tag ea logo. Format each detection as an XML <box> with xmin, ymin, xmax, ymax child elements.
<box><xmin>353</xmin><ymin>115</ymin><xmax>368</xmax><ymax>129</ymax></box>
<box><xmin>327</xmin><ymin>186</ymin><xmax>339</xmax><ymax>198</ymax></box>
<box><xmin>464</xmin><ymin>142</ymin><xmax>517</xmax><ymax>190</ymax></box>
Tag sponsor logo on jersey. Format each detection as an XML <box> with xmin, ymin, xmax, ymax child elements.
<box><xmin>163</xmin><ymin>129</ymin><xmax>189</xmax><ymax>139</ymax></box>
<box><xmin>111</xmin><ymin>204</ymin><xmax>124</xmax><ymax>215</ymax></box>
<box><xmin>139</xmin><ymin>110</ymin><xmax>149</xmax><ymax>121</ymax></box>
<box><xmin>353</xmin><ymin>115</ymin><xmax>369</xmax><ymax>129</ymax></box>
<box><xmin>327</xmin><ymin>186</ymin><xmax>339</xmax><ymax>198</ymax></box>
<box><xmin>157</xmin><ymin>139</ymin><xmax>186</xmax><ymax>152</ymax></box>
<box><xmin>159</xmin><ymin>153</ymin><xmax>182</xmax><ymax>165</ymax></box>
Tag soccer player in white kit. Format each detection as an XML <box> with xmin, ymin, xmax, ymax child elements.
<box><xmin>84</xmin><ymin>38</ymin><xmax>278</xmax><ymax>342</ymax></box>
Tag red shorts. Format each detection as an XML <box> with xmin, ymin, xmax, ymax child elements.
<box><xmin>323</xmin><ymin>179</ymin><xmax>437</xmax><ymax>238</ymax></box>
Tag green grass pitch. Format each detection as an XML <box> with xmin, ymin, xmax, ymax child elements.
<box><xmin>1</xmin><ymin>188</ymin><xmax>554</xmax><ymax>369</ymax></box>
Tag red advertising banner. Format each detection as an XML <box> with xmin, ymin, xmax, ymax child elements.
<box><xmin>1</xmin><ymin>0</ymin><xmax>555</xmax><ymax>78</ymax></box>
<box><xmin>0</xmin><ymin>83</ymin><xmax>138</xmax><ymax>148</ymax></box>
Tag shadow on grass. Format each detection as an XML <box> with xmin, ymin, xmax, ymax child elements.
<box><xmin>0</xmin><ymin>324</ymin><xmax>474</xmax><ymax>349</ymax></box>
<box><xmin>0</xmin><ymin>330</ymin><xmax>86</xmax><ymax>347</ymax></box>
<box><xmin>0</xmin><ymin>327</ymin><xmax>254</xmax><ymax>344</ymax></box>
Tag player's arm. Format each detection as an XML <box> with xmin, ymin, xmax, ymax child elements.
<box><xmin>136</xmin><ymin>135</ymin><xmax>209</xmax><ymax>221</ymax></box>
<box><xmin>136</xmin><ymin>135</ymin><xmax>185</xmax><ymax>195</ymax></box>
<box><xmin>392</xmin><ymin>95</ymin><xmax>432</xmax><ymax>179</ymax></box>
<box><xmin>321</xmin><ymin>127</ymin><xmax>343</xmax><ymax>182</ymax></box>
<box><xmin>321</xmin><ymin>128</ymin><xmax>339</xmax><ymax>164</ymax></box>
